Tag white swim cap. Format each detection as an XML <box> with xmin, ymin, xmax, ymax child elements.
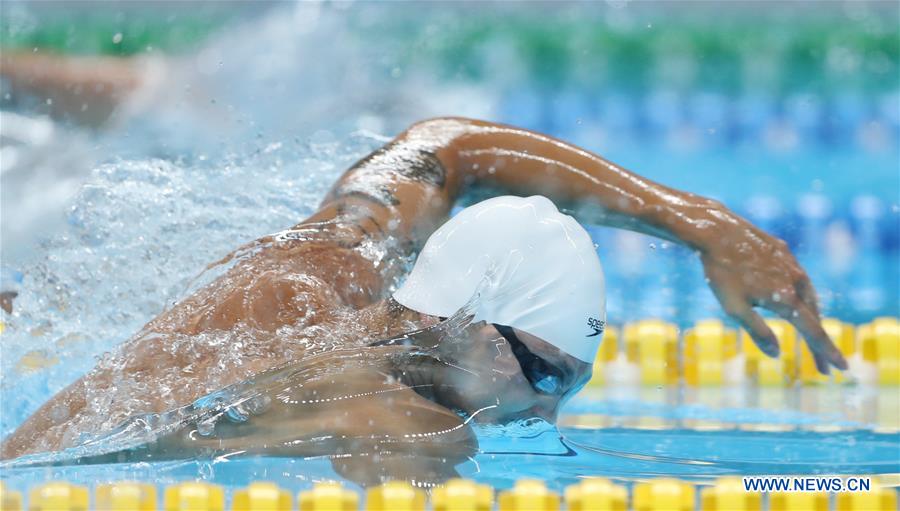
<box><xmin>393</xmin><ymin>195</ymin><xmax>606</xmax><ymax>363</ymax></box>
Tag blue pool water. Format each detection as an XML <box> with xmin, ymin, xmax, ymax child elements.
<box><xmin>1</xmin><ymin>0</ymin><xmax>898</xmax><ymax>498</ymax></box>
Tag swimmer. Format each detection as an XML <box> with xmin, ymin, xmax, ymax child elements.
<box><xmin>0</xmin><ymin>117</ymin><xmax>847</xmax><ymax>485</ymax></box>
<box><xmin>0</xmin><ymin>50</ymin><xmax>143</xmax><ymax>126</ymax></box>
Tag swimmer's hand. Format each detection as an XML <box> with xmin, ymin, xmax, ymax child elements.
<box><xmin>698</xmin><ymin>209</ymin><xmax>848</xmax><ymax>374</ymax></box>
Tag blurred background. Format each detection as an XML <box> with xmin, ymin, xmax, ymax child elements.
<box><xmin>0</xmin><ymin>1</ymin><xmax>898</xmax><ymax>427</ymax></box>
<box><xmin>0</xmin><ymin>0</ymin><xmax>898</xmax><ymax>493</ymax></box>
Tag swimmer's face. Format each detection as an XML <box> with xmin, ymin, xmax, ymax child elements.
<box><xmin>434</xmin><ymin>321</ymin><xmax>591</xmax><ymax>424</ymax></box>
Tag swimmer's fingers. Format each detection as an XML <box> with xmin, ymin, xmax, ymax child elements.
<box><xmin>704</xmin><ymin>259</ymin><xmax>780</xmax><ymax>358</ymax></box>
<box><xmin>731</xmin><ymin>306</ymin><xmax>781</xmax><ymax>358</ymax></box>
<box><xmin>794</xmin><ymin>274</ymin><xmax>821</xmax><ymax>318</ymax></box>
<box><xmin>774</xmin><ymin>300</ymin><xmax>848</xmax><ymax>373</ymax></box>
<box><xmin>813</xmin><ymin>351</ymin><xmax>832</xmax><ymax>375</ymax></box>
<box><xmin>789</xmin><ymin>276</ymin><xmax>845</xmax><ymax>374</ymax></box>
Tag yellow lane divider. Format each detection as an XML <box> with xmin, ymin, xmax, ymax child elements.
<box><xmin>625</xmin><ymin>320</ymin><xmax>679</xmax><ymax>386</ymax></box>
<box><xmin>498</xmin><ymin>479</ymin><xmax>559</xmax><ymax>511</ymax></box>
<box><xmin>564</xmin><ymin>478</ymin><xmax>627</xmax><ymax>510</ymax></box>
<box><xmin>589</xmin><ymin>325</ymin><xmax>619</xmax><ymax>385</ymax></box>
<box><xmin>591</xmin><ymin>317</ymin><xmax>898</xmax><ymax>387</ymax></box>
<box><xmin>2</xmin><ymin>477</ymin><xmax>898</xmax><ymax>510</ymax></box>
<box><xmin>684</xmin><ymin>319</ymin><xmax>737</xmax><ymax>386</ymax></box>
<box><xmin>769</xmin><ymin>490</ymin><xmax>828</xmax><ymax>510</ymax></box>
<box><xmin>633</xmin><ymin>478</ymin><xmax>696</xmax><ymax>511</ymax></box>
<box><xmin>365</xmin><ymin>481</ymin><xmax>425</xmax><ymax>511</ymax></box>
<box><xmin>431</xmin><ymin>479</ymin><xmax>493</xmax><ymax>511</ymax></box>
<box><xmin>164</xmin><ymin>482</ymin><xmax>225</xmax><ymax>511</ymax></box>
<box><xmin>28</xmin><ymin>482</ymin><xmax>89</xmax><ymax>511</ymax></box>
<box><xmin>0</xmin><ymin>482</ymin><xmax>23</xmax><ymax>511</ymax></box>
<box><xmin>298</xmin><ymin>482</ymin><xmax>358</xmax><ymax>511</ymax></box>
<box><xmin>836</xmin><ymin>480</ymin><xmax>898</xmax><ymax>511</ymax></box>
<box><xmin>232</xmin><ymin>482</ymin><xmax>292</xmax><ymax>511</ymax></box>
<box><xmin>860</xmin><ymin>317</ymin><xmax>900</xmax><ymax>386</ymax></box>
<box><xmin>96</xmin><ymin>482</ymin><xmax>157</xmax><ymax>510</ymax></box>
<box><xmin>700</xmin><ymin>477</ymin><xmax>761</xmax><ymax>511</ymax></box>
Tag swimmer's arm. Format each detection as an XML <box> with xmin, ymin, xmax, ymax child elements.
<box><xmin>0</xmin><ymin>51</ymin><xmax>142</xmax><ymax>126</ymax></box>
<box><xmin>434</xmin><ymin>117</ymin><xmax>726</xmax><ymax>246</ymax></box>
<box><xmin>317</xmin><ymin>117</ymin><xmax>843</xmax><ymax>373</ymax></box>
<box><xmin>0</xmin><ymin>378</ymin><xmax>88</xmax><ymax>459</ymax></box>
<box><xmin>322</xmin><ymin>116</ymin><xmax>732</xmax><ymax>248</ymax></box>
<box><xmin>412</xmin><ymin>117</ymin><xmax>844</xmax><ymax>374</ymax></box>
<box><xmin>125</xmin><ymin>362</ymin><xmax>475</xmax><ymax>486</ymax></box>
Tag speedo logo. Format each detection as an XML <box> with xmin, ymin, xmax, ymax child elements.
<box><xmin>587</xmin><ymin>317</ymin><xmax>605</xmax><ymax>337</ymax></box>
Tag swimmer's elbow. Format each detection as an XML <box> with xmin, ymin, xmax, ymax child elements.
<box><xmin>400</xmin><ymin>117</ymin><xmax>493</xmax><ymax>175</ymax></box>
<box><xmin>405</xmin><ymin>116</ymin><xmax>480</xmax><ymax>132</ymax></box>
<box><xmin>402</xmin><ymin>117</ymin><xmax>488</xmax><ymax>148</ymax></box>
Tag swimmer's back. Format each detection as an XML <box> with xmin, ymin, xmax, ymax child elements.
<box><xmin>0</xmin><ymin>225</ymin><xmax>389</xmax><ymax>458</ymax></box>
<box><xmin>155</xmin><ymin>234</ymin><xmax>385</xmax><ymax>336</ymax></box>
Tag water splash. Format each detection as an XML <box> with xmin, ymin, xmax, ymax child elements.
<box><xmin>1</xmin><ymin>298</ymin><xmax>484</xmax><ymax>468</ymax></box>
<box><xmin>0</xmin><ymin>133</ymin><xmax>390</xmax><ymax>439</ymax></box>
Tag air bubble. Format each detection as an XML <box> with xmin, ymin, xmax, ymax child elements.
<box><xmin>225</xmin><ymin>404</ymin><xmax>249</xmax><ymax>423</ymax></box>
<box><xmin>196</xmin><ymin>418</ymin><xmax>216</xmax><ymax>437</ymax></box>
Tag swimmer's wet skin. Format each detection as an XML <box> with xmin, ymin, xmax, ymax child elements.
<box><xmin>0</xmin><ymin>118</ymin><xmax>847</xmax><ymax>486</ymax></box>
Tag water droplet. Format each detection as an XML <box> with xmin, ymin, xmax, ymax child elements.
<box><xmin>225</xmin><ymin>404</ymin><xmax>249</xmax><ymax>423</ymax></box>
<box><xmin>772</xmin><ymin>292</ymin><xmax>782</xmax><ymax>302</ymax></box>
<box><xmin>196</xmin><ymin>418</ymin><xmax>216</xmax><ymax>437</ymax></box>
<box><xmin>112</xmin><ymin>33</ymin><xmax>123</xmax><ymax>44</ymax></box>
<box><xmin>198</xmin><ymin>461</ymin><xmax>214</xmax><ymax>479</ymax></box>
